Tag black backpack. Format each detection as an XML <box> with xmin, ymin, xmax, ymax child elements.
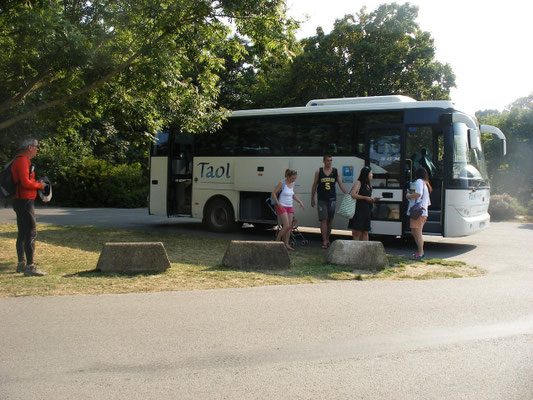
<box><xmin>0</xmin><ymin>156</ymin><xmax>22</xmax><ymax>199</ymax></box>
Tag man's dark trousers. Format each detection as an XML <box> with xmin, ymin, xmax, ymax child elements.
<box><xmin>13</xmin><ymin>199</ymin><xmax>37</xmax><ymax>265</ymax></box>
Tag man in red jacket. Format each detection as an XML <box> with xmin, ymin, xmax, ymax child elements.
<box><xmin>11</xmin><ymin>138</ymin><xmax>47</xmax><ymax>276</ymax></box>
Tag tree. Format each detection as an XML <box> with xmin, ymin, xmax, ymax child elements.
<box><xmin>478</xmin><ymin>94</ymin><xmax>533</xmax><ymax>206</ymax></box>
<box><xmin>251</xmin><ymin>3</ymin><xmax>455</xmax><ymax>108</ymax></box>
<box><xmin>215</xmin><ymin>34</ymin><xmax>301</xmax><ymax>110</ymax></box>
<box><xmin>0</xmin><ymin>0</ymin><xmax>298</xmax><ymax>136</ymax></box>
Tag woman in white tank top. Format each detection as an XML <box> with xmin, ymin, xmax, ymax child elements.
<box><xmin>271</xmin><ymin>169</ymin><xmax>305</xmax><ymax>251</ymax></box>
<box><xmin>406</xmin><ymin>167</ymin><xmax>432</xmax><ymax>259</ymax></box>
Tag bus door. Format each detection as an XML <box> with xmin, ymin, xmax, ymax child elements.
<box><xmin>149</xmin><ymin>131</ymin><xmax>170</xmax><ymax>216</ymax></box>
<box><xmin>366</xmin><ymin>125</ymin><xmax>404</xmax><ymax>236</ymax></box>
<box><xmin>168</xmin><ymin>132</ymin><xmax>194</xmax><ymax>216</ymax></box>
<box><xmin>405</xmin><ymin>125</ymin><xmax>445</xmax><ymax>234</ymax></box>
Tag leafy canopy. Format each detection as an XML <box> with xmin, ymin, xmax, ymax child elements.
<box><xmin>478</xmin><ymin>94</ymin><xmax>533</xmax><ymax>204</ymax></box>
<box><xmin>249</xmin><ymin>3</ymin><xmax>456</xmax><ymax>108</ymax></box>
<box><xmin>0</xmin><ymin>0</ymin><xmax>298</xmax><ymax>134</ymax></box>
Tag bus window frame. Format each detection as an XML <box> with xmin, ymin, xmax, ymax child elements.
<box><xmin>365</xmin><ymin>124</ymin><xmax>403</xmax><ymax>189</ymax></box>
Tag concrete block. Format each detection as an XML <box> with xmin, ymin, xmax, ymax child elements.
<box><xmin>326</xmin><ymin>240</ymin><xmax>389</xmax><ymax>271</ymax></box>
<box><xmin>96</xmin><ymin>242</ymin><xmax>171</xmax><ymax>273</ymax></box>
<box><xmin>222</xmin><ymin>241</ymin><xmax>290</xmax><ymax>270</ymax></box>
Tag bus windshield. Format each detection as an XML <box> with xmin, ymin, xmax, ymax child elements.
<box><xmin>451</xmin><ymin>122</ymin><xmax>489</xmax><ymax>187</ymax></box>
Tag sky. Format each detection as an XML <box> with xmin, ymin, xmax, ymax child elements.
<box><xmin>287</xmin><ymin>0</ymin><xmax>533</xmax><ymax>115</ymax></box>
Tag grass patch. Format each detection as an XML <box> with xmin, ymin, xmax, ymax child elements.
<box><xmin>362</xmin><ymin>255</ymin><xmax>484</xmax><ymax>281</ymax></box>
<box><xmin>0</xmin><ymin>223</ymin><xmax>484</xmax><ymax>297</ymax></box>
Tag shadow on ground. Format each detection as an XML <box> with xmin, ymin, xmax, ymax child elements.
<box><xmin>62</xmin><ymin>269</ymin><xmax>163</xmax><ymax>278</ymax></box>
<box><xmin>518</xmin><ymin>223</ymin><xmax>533</xmax><ymax>230</ymax></box>
<box><xmin>0</xmin><ymin>262</ymin><xmax>15</xmax><ymax>273</ymax></box>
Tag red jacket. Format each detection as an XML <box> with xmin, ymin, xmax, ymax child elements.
<box><xmin>11</xmin><ymin>154</ymin><xmax>43</xmax><ymax>200</ymax></box>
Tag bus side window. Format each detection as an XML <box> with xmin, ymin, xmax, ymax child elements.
<box><xmin>264</xmin><ymin>116</ymin><xmax>293</xmax><ymax>155</ymax></box>
<box><xmin>151</xmin><ymin>131</ymin><xmax>170</xmax><ymax>156</ymax></box>
<box><xmin>293</xmin><ymin>114</ymin><xmax>354</xmax><ymax>156</ymax></box>
<box><xmin>406</xmin><ymin>126</ymin><xmax>440</xmax><ymax>179</ymax></box>
<box><xmin>330</xmin><ymin>114</ymin><xmax>354</xmax><ymax>155</ymax></box>
<box><xmin>355</xmin><ymin>134</ymin><xmax>365</xmax><ymax>154</ymax></box>
<box><xmin>368</xmin><ymin>128</ymin><xmax>402</xmax><ymax>187</ymax></box>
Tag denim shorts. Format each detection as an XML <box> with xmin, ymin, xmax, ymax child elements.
<box><xmin>317</xmin><ymin>200</ymin><xmax>336</xmax><ymax>221</ymax></box>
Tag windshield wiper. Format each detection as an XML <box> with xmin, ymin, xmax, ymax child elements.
<box><xmin>470</xmin><ymin>179</ymin><xmax>483</xmax><ymax>192</ymax></box>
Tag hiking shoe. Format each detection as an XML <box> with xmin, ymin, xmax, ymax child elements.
<box><xmin>413</xmin><ymin>253</ymin><xmax>425</xmax><ymax>259</ymax></box>
<box><xmin>16</xmin><ymin>262</ymin><xmax>26</xmax><ymax>273</ymax></box>
<box><xmin>24</xmin><ymin>265</ymin><xmax>48</xmax><ymax>277</ymax></box>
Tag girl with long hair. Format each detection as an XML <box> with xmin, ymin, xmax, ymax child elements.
<box><xmin>271</xmin><ymin>169</ymin><xmax>305</xmax><ymax>251</ymax></box>
<box><xmin>406</xmin><ymin>167</ymin><xmax>432</xmax><ymax>258</ymax></box>
<box><xmin>347</xmin><ymin>166</ymin><xmax>380</xmax><ymax>241</ymax></box>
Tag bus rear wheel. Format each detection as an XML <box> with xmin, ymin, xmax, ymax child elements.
<box><xmin>205</xmin><ymin>199</ymin><xmax>236</xmax><ymax>232</ymax></box>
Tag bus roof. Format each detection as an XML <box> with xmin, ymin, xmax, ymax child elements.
<box><xmin>229</xmin><ymin>96</ymin><xmax>457</xmax><ymax>118</ymax></box>
<box><xmin>306</xmin><ymin>95</ymin><xmax>416</xmax><ymax>107</ymax></box>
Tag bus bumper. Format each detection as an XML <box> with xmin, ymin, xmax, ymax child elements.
<box><xmin>444</xmin><ymin>210</ymin><xmax>490</xmax><ymax>237</ymax></box>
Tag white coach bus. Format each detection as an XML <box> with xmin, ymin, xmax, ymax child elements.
<box><xmin>149</xmin><ymin>95</ymin><xmax>506</xmax><ymax>237</ymax></box>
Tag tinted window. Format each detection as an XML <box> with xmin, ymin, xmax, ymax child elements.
<box><xmin>293</xmin><ymin>113</ymin><xmax>354</xmax><ymax>155</ymax></box>
<box><xmin>369</xmin><ymin>128</ymin><xmax>402</xmax><ymax>187</ymax></box>
<box><xmin>238</xmin><ymin>116</ymin><xmax>293</xmax><ymax>155</ymax></box>
<box><xmin>450</xmin><ymin>122</ymin><xmax>489</xmax><ymax>187</ymax></box>
<box><xmin>356</xmin><ymin>112</ymin><xmax>403</xmax><ymax>155</ymax></box>
<box><xmin>151</xmin><ymin>130</ymin><xmax>170</xmax><ymax>156</ymax></box>
<box><xmin>359</xmin><ymin>112</ymin><xmax>403</xmax><ymax>127</ymax></box>
<box><xmin>406</xmin><ymin>126</ymin><xmax>441</xmax><ymax>180</ymax></box>
<box><xmin>195</xmin><ymin>112</ymin><xmax>355</xmax><ymax>156</ymax></box>
<box><xmin>194</xmin><ymin>122</ymin><xmax>238</xmax><ymax>155</ymax></box>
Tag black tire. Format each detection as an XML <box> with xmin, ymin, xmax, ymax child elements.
<box><xmin>204</xmin><ymin>199</ymin><xmax>236</xmax><ymax>232</ymax></box>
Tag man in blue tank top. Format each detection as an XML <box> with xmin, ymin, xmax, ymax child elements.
<box><xmin>311</xmin><ymin>155</ymin><xmax>348</xmax><ymax>248</ymax></box>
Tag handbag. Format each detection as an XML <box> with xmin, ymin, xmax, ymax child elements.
<box><xmin>337</xmin><ymin>194</ymin><xmax>356</xmax><ymax>219</ymax></box>
<box><xmin>409</xmin><ymin>181</ymin><xmax>429</xmax><ymax>219</ymax></box>
<box><xmin>409</xmin><ymin>201</ymin><xmax>423</xmax><ymax>219</ymax></box>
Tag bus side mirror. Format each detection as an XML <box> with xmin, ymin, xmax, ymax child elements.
<box><xmin>480</xmin><ymin>124</ymin><xmax>507</xmax><ymax>156</ymax></box>
<box><xmin>452</xmin><ymin>113</ymin><xmax>482</xmax><ymax>150</ymax></box>
<box><xmin>468</xmin><ymin>129</ymin><xmax>481</xmax><ymax>150</ymax></box>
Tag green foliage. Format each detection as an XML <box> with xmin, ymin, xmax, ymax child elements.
<box><xmin>216</xmin><ymin>34</ymin><xmax>301</xmax><ymax>110</ymax></box>
<box><xmin>1</xmin><ymin>0</ymin><xmax>298</xmax><ymax>209</ymax></box>
<box><xmin>488</xmin><ymin>193</ymin><xmax>521</xmax><ymax>221</ymax></box>
<box><xmin>36</xmin><ymin>137</ymin><xmax>147</xmax><ymax>208</ymax></box>
<box><xmin>61</xmin><ymin>158</ymin><xmax>148</xmax><ymax>208</ymax></box>
<box><xmin>247</xmin><ymin>3</ymin><xmax>455</xmax><ymax>108</ymax></box>
<box><xmin>0</xmin><ymin>0</ymin><xmax>298</xmax><ymax>138</ymax></box>
<box><xmin>478</xmin><ymin>94</ymin><xmax>533</xmax><ymax>206</ymax></box>
<box><xmin>36</xmin><ymin>135</ymin><xmax>91</xmax><ymax>187</ymax></box>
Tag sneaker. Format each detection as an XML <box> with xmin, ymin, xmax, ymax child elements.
<box><xmin>24</xmin><ymin>265</ymin><xmax>48</xmax><ymax>277</ymax></box>
<box><xmin>16</xmin><ymin>262</ymin><xmax>26</xmax><ymax>273</ymax></box>
<box><xmin>413</xmin><ymin>253</ymin><xmax>425</xmax><ymax>259</ymax></box>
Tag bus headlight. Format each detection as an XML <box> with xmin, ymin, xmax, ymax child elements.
<box><xmin>455</xmin><ymin>207</ymin><xmax>471</xmax><ymax>217</ymax></box>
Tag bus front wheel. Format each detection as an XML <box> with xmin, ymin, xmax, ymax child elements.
<box><xmin>205</xmin><ymin>199</ymin><xmax>236</xmax><ymax>232</ymax></box>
